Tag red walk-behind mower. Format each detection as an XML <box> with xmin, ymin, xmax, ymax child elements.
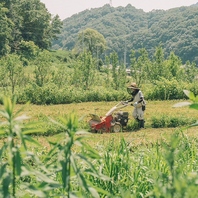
<box><xmin>88</xmin><ymin>102</ymin><xmax>129</xmax><ymax>133</ymax></box>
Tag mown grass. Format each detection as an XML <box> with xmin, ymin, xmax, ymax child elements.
<box><xmin>1</xmin><ymin>100</ymin><xmax>197</xmax><ymax>148</ymax></box>
<box><xmin>8</xmin><ymin>100</ymin><xmax>198</xmax><ymax>123</ymax></box>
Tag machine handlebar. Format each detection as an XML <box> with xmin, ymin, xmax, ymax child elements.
<box><xmin>105</xmin><ymin>101</ymin><xmax>129</xmax><ymax>116</ymax></box>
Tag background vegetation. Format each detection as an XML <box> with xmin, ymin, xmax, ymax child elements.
<box><xmin>1</xmin><ymin>1</ymin><xmax>198</xmax><ymax>196</ymax></box>
<box><xmin>0</xmin><ymin>1</ymin><xmax>198</xmax><ymax>105</ymax></box>
<box><xmin>54</xmin><ymin>3</ymin><xmax>198</xmax><ymax>65</ymax></box>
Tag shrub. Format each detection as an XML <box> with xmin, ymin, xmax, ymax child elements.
<box><xmin>151</xmin><ymin>114</ymin><xmax>196</xmax><ymax>128</ymax></box>
<box><xmin>126</xmin><ymin>120</ymin><xmax>140</xmax><ymax>131</ymax></box>
<box><xmin>146</xmin><ymin>78</ymin><xmax>189</xmax><ymax>100</ymax></box>
<box><xmin>16</xmin><ymin>84</ymin><xmax>129</xmax><ymax>104</ymax></box>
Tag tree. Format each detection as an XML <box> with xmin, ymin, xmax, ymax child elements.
<box><xmin>50</xmin><ymin>15</ymin><xmax>63</xmax><ymax>40</ymax></box>
<box><xmin>110</xmin><ymin>51</ymin><xmax>126</xmax><ymax>90</ymax></box>
<box><xmin>33</xmin><ymin>50</ymin><xmax>52</xmax><ymax>87</ymax></box>
<box><xmin>19</xmin><ymin>0</ymin><xmax>53</xmax><ymax>49</ymax></box>
<box><xmin>104</xmin><ymin>55</ymin><xmax>111</xmax><ymax>87</ymax></box>
<box><xmin>184</xmin><ymin>61</ymin><xmax>198</xmax><ymax>83</ymax></box>
<box><xmin>0</xmin><ymin>3</ymin><xmax>12</xmax><ymax>56</ymax></box>
<box><xmin>166</xmin><ymin>51</ymin><xmax>183</xmax><ymax>81</ymax></box>
<box><xmin>0</xmin><ymin>0</ymin><xmax>62</xmax><ymax>54</ymax></box>
<box><xmin>0</xmin><ymin>54</ymin><xmax>24</xmax><ymax>94</ymax></box>
<box><xmin>72</xmin><ymin>52</ymin><xmax>95</xmax><ymax>90</ymax></box>
<box><xmin>148</xmin><ymin>45</ymin><xmax>170</xmax><ymax>82</ymax></box>
<box><xmin>1</xmin><ymin>0</ymin><xmax>23</xmax><ymax>54</ymax></box>
<box><xmin>130</xmin><ymin>48</ymin><xmax>150</xmax><ymax>86</ymax></box>
<box><xmin>77</xmin><ymin>28</ymin><xmax>106</xmax><ymax>60</ymax></box>
<box><xmin>18</xmin><ymin>40</ymin><xmax>40</xmax><ymax>61</ymax></box>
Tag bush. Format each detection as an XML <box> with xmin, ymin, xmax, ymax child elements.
<box><xmin>146</xmin><ymin>78</ymin><xmax>189</xmax><ymax>100</ymax></box>
<box><xmin>126</xmin><ymin>120</ymin><xmax>140</xmax><ymax>131</ymax></box>
<box><xmin>151</xmin><ymin>114</ymin><xmax>196</xmax><ymax>128</ymax></box>
<box><xmin>16</xmin><ymin>84</ymin><xmax>129</xmax><ymax>104</ymax></box>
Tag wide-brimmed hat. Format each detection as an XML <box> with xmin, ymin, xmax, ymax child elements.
<box><xmin>128</xmin><ymin>82</ymin><xmax>139</xmax><ymax>90</ymax></box>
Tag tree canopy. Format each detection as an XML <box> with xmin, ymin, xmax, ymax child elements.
<box><xmin>53</xmin><ymin>3</ymin><xmax>198</xmax><ymax>65</ymax></box>
<box><xmin>0</xmin><ymin>0</ymin><xmax>62</xmax><ymax>57</ymax></box>
<box><xmin>76</xmin><ymin>28</ymin><xmax>107</xmax><ymax>58</ymax></box>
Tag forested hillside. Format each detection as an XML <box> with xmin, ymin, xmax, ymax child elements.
<box><xmin>53</xmin><ymin>3</ymin><xmax>198</xmax><ymax>65</ymax></box>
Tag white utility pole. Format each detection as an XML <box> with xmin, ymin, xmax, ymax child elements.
<box><xmin>124</xmin><ymin>39</ymin><xmax>127</xmax><ymax>67</ymax></box>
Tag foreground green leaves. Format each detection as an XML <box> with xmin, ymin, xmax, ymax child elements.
<box><xmin>0</xmin><ymin>97</ymin><xmax>109</xmax><ymax>197</ymax></box>
<box><xmin>1</xmin><ymin>96</ymin><xmax>198</xmax><ymax>197</ymax></box>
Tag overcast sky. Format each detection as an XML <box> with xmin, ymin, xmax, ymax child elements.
<box><xmin>40</xmin><ymin>0</ymin><xmax>198</xmax><ymax>20</ymax></box>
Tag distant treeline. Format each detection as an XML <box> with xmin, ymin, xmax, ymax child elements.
<box><xmin>53</xmin><ymin>3</ymin><xmax>198</xmax><ymax>65</ymax></box>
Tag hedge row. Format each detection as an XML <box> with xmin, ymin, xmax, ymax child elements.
<box><xmin>0</xmin><ymin>80</ymin><xmax>197</xmax><ymax>105</ymax></box>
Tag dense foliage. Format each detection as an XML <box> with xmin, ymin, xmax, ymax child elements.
<box><xmin>0</xmin><ymin>0</ymin><xmax>62</xmax><ymax>57</ymax></box>
<box><xmin>0</xmin><ymin>47</ymin><xmax>198</xmax><ymax>104</ymax></box>
<box><xmin>0</xmin><ymin>1</ymin><xmax>198</xmax><ymax>105</ymax></box>
<box><xmin>53</xmin><ymin>3</ymin><xmax>198</xmax><ymax>65</ymax></box>
<box><xmin>0</xmin><ymin>97</ymin><xmax>198</xmax><ymax>197</ymax></box>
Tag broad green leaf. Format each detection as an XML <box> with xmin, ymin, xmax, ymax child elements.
<box><xmin>0</xmin><ymin>110</ymin><xmax>9</xmax><ymax>120</ymax></box>
<box><xmin>22</xmin><ymin>128</ymin><xmax>45</xmax><ymax>135</ymax></box>
<box><xmin>190</xmin><ymin>121</ymin><xmax>198</xmax><ymax>127</ymax></box>
<box><xmin>48</xmin><ymin>117</ymin><xmax>66</xmax><ymax>129</ymax></box>
<box><xmin>0</xmin><ymin>144</ymin><xmax>6</xmax><ymax>158</ymax></box>
<box><xmin>15</xmin><ymin>150</ymin><xmax>22</xmax><ymax>176</ymax></box>
<box><xmin>0</xmin><ymin>129</ymin><xmax>6</xmax><ymax>134</ymax></box>
<box><xmin>60</xmin><ymin>160</ymin><xmax>68</xmax><ymax>188</ymax></box>
<box><xmin>88</xmin><ymin>185</ymin><xmax>111</xmax><ymax>197</ymax></box>
<box><xmin>0</xmin><ymin>164</ymin><xmax>7</xmax><ymax>178</ymax></box>
<box><xmin>183</xmin><ymin>90</ymin><xmax>195</xmax><ymax>101</ymax></box>
<box><xmin>31</xmin><ymin>170</ymin><xmax>59</xmax><ymax>185</ymax></box>
<box><xmin>88</xmin><ymin>187</ymin><xmax>100</xmax><ymax>198</ymax></box>
<box><xmin>189</xmin><ymin>104</ymin><xmax>198</xmax><ymax>110</ymax></box>
<box><xmin>20</xmin><ymin>166</ymin><xmax>31</xmax><ymax>177</ymax></box>
<box><xmin>79</xmin><ymin>144</ymin><xmax>101</xmax><ymax>159</ymax></box>
<box><xmin>3</xmin><ymin>97</ymin><xmax>13</xmax><ymax>117</ymax></box>
<box><xmin>69</xmin><ymin>192</ymin><xmax>79</xmax><ymax>198</ymax></box>
<box><xmin>2</xmin><ymin>175</ymin><xmax>11</xmax><ymax>197</ymax></box>
<box><xmin>23</xmin><ymin>135</ymin><xmax>41</xmax><ymax>147</ymax></box>
<box><xmin>25</xmin><ymin>185</ymin><xmax>46</xmax><ymax>197</ymax></box>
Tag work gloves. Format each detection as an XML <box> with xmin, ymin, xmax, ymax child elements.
<box><xmin>122</xmin><ymin>101</ymin><xmax>139</xmax><ymax>107</ymax></box>
<box><xmin>133</xmin><ymin>102</ymin><xmax>138</xmax><ymax>107</ymax></box>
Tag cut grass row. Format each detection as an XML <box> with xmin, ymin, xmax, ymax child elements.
<box><xmin>7</xmin><ymin>100</ymin><xmax>198</xmax><ymax>123</ymax></box>
<box><xmin>1</xmin><ymin>100</ymin><xmax>197</xmax><ymax>149</ymax></box>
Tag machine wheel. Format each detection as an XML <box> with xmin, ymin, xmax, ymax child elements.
<box><xmin>112</xmin><ymin>123</ymin><xmax>122</xmax><ymax>133</ymax></box>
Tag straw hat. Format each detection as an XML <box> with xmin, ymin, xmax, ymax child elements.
<box><xmin>128</xmin><ymin>82</ymin><xmax>139</xmax><ymax>90</ymax></box>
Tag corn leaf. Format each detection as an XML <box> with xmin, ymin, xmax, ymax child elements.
<box><xmin>183</xmin><ymin>90</ymin><xmax>195</xmax><ymax>101</ymax></box>
<box><xmin>190</xmin><ymin>121</ymin><xmax>198</xmax><ymax>127</ymax></box>
<box><xmin>15</xmin><ymin>150</ymin><xmax>22</xmax><ymax>176</ymax></box>
<box><xmin>189</xmin><ymin>104</ymin><xmax>198</xmax><ymax>110</ymax></box>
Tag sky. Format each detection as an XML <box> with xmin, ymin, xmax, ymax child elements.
<box><xmin>40</xmin><ymin>0</ymin><xmax>198</xmax><ymax>20</ymax></box>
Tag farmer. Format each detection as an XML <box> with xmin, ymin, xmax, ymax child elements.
<box><xmin>125</xmin><ymin>83</ymin><xmax>146</xmax><ymax>129</ymax></box>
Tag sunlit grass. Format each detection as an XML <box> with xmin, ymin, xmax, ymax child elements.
<box><xmin>1</xmin><ymin>100</ymin><xmax>198</xmax><ymax>149</ymax></box>
<box><xmin>5</xmin><ymin>100</ymin><xmax>197</xmax><ymax>121</ymax></box>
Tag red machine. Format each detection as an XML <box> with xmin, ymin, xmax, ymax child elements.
<box><xmin>88</xmin><ymin>102</ymin><xmax>129</xmax><ymax>133</ymax></box>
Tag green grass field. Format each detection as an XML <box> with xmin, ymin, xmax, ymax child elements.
<box><xmin>1</xmin><ymin>99</ymin><xmax>198</xmax><ymax>197</ymax></box>
<box><xmin>1</xmin><ymin>100</ymin><xmax>197</xmax><ymax>149</ymax></box>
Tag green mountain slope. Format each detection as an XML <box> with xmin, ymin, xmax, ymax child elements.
<box><xmin>52</xmin><ymin>3</ymin><xmax>198</xmax><ymax>65</ymax></box>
